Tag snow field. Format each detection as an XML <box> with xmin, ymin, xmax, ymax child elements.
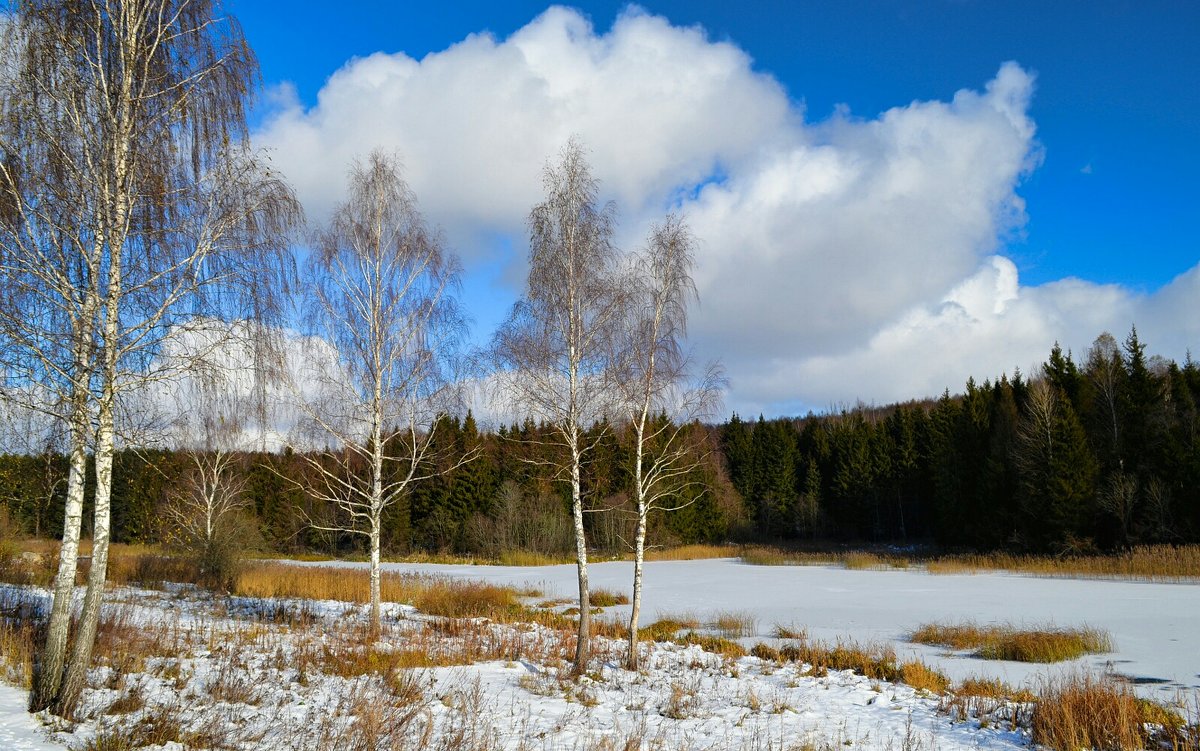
<box><xmin>0</xmin><ymin>582</ymin><xmax>1031</xmax><ymax>751</ymax></box>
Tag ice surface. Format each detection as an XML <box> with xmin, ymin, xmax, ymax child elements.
<box><xmin>306</xmin><ymin>557</ymin><xmax>1200</xmax><ymax>696</ymax></box>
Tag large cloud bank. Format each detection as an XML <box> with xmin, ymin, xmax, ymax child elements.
<box><xmin>255</xmin><ymin>6</ymin><xmax>1199</xmax><ymax>417</ymax></box>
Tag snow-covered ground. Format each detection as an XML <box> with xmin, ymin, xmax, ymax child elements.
<box><xmin>2</xmin><ymin>558</ymin><xmax>1196</xmax><ymax>750</ymax></box>
<box><xmin>0</xmin><ymin>683</ymin><xmax>60</xmax><ymax>751</ymax></box>
<box><xmin>298</xmin><ymin>557</ymin><xmax>1200</xmax><ymax>697</ymax></box>
<box><xmin>1</xmin><ymin>581</ymin><xmax>1032</xmax><ymax>751</ymax></box>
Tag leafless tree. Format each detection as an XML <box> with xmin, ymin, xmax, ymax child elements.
<box><xmin>1098</xmin><ymin>471</ymin><xmax>1137</xmax><ymax>548</ymax></box>
<box><xmin>1085</xmin><ymin>332</ymin><xmax>1123</xmax><ymax>468</ymax></box>
<box><xmin>164</xmin><ymin>380</ymin><xmax>255</xmax><ymax>589</ymax></box>
<box><xmin>290</xmin><ymin>150</ymin><xmax>471</xmax><ymax>635</ymax></box>
<box><xmin>0</xmin><ymin>0</ymin><xmax>298</xmax><ymax>716</ymax></box>
<box><xmin>491</xmin><ymin>140</ymin><xmax>626</xmax><ymax>675</ymax></box>
<box><xmin>617</xmin><ymin>215</ymin><xmax>723</xmax><ymax>670</ymax></box>
<box><xmin>1016</xmin><ymin>378</ymin><xmax>1058</xmax><ymax>478</ymax></box>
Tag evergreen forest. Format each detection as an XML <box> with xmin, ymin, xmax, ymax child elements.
<box><xmin>3</xmin><ymin>328</ymin><xmax>1198</xmax><ymax>557</ymax></box>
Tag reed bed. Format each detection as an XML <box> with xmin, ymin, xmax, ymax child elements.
<box><xmin>1031</xmin><ymin>673</ymin><xmax>1154</xmax><ymax>751</ymax></box>
<box><xmin>926</xmin><ymin>545</ymin><xmax>1200</xmax><ymax>581</ymax></box>
<box><xmin>752</xmin><ymin>634</ymin><xmax>951</xmax><ymax>693</ymax></box>
<box><xmin>910</xmin><ymin>621</ymin><xmax>1113</xmax><ymax>662</ymax></box>
<box><xmin>233</xmin><ymin>562</ymin><xmax>531</xmax><ymax>620</ymax></box>
<box><xmin>644</xmin><ymin>544</ymin><xmax>740</xmax><ymax>561</ymax></box>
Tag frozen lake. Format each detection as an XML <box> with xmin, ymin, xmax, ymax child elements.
<box><xmin>304</xmin><ymin>557</ymin><xmax>1200</xmax><ymax>697</ymax></box>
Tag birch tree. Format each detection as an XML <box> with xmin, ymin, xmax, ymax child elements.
<box><xmin>293</xmin><ymin>150</ymin><xmax>470</xmax><ymax>635</ymax></box>
<box><xmin>618</xmin><ymin>215</ymin><xmax>723</xmax><ymax>670</ymax></box>
<box><xmin>492</xmin><ymin>140</ymin><xmax>625</xmax><ymax>675</ymax></box>
<box><xmin>164</xmin><ymin>382</ymin><xmax>255</xmax><ymax>590</ymax></box>
<box><xmin>0</xmin><ymin>0</ymin><xmax>298</xmax><ymax>716</ymax></box>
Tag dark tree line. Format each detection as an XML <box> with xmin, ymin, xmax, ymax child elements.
<box><xmin>0</xmin><ymin>411</ymin><xmax>744</xmax><ymax>557</ymax></box>
<box><xmin>723</xmin><ymin>329</ymin><xmax>1200</xmax><ymax>553</ymax></box>
<box><xmin>3</xmin><ymin>328</ymin><xmax>1199</xmax><ymax>556</ymax></box>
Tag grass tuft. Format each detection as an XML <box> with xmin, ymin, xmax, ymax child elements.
<box><xmin>676</xmin><ymin>631</ymin><xmax>747</xmax><ymax>659</ymax></box>
<box><xmin>898</xmin><ymin>661</ymin><xmax>951</xmax><ymax>694</ymax></box>
<box><xmin>1031</xmin><ymin>673</ymin><xmax>1148</xmax><ymax>751</ymax></box>
<box><xmin>588</xmin><ymin>587</ymin><xmax>630</xmax><ymax>608</ymax></box>
<box><xmin>910</xmin><ymin>621</ymin><xmax>1113</xmax><ymax>662</ymax></box>
<box><xmin>712</xmin><ymin>610</ymin><xmax>756</xmax><ymax>638</ymax></box>
<box><xmin>637</xmin><ymin>616</ymin><xmax>700</xmax><ymax>642</ymax></box>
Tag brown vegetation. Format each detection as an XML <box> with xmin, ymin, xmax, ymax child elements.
<box><xmin>1031</xmin><ymin>673</ymin><xmax>1153</xmax><ymax>751</ymax></box>
<box><xmin>910</xmin><ymin>621</ymin><xmax>1113</xmax><ymax>662</ymax></box>
<box><xmin>924</xmin><ymin>545</ymin><xmax>1200</xmax><ymax>581</ymax></box>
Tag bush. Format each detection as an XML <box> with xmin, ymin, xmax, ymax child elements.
<box><xmin>168</xmin><ymin>510</ymin><xmax>260</xmax><ymax>593</ymax></box>
<box><xmin>461</xmin><ymin>482</ymin><xmax>573</xmax><ymax>558</ymax></box>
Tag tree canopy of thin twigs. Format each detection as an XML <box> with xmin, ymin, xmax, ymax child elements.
<box><xmin>491</xmin><ymin>139</ymin><xmax>628</xmax><ymax>674</ymax></box>
<box><xmin>0</xmin><ymin>0</ymin><xmax>299</xmax><ymax>716</ymax></box>
<box><xmin>617</xmin><ymin>214</ymin><xmax>724</xmax><ymax>670</ymax></box>
<box><xmin>290</xmin><ymin>149</ymin><xmax>472</xmax><ymax>634</ymax></box>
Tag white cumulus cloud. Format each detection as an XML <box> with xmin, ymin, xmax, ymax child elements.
<box><xmin>253</xmin><ymin>6</ymin><xmax>1200</xmax><ymax>417</ymax></box>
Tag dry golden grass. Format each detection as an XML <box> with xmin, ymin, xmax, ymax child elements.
<box><xmin>676</xmin><ymin>631</ymin><xmax>747</xmax><ymax>659</ymax></box>
<box><xmin>645</xmin><ymin>544</ymin><xmax>740</xmax><ymax>561</ymax></box>
<box><xmin>739</xmin><ymin>547</ymin><xmax>916</xmax><ymax>571</ymax></box>
<box><xmin>897</xmin><ymin>661</ymin><xmax>951</xmax><ymax>694</ymax></box>
<box><xmin>588</xmin><ymin>587</ymin><xmax>630</xmax><ymax>608</ymax></box>
<box><xmin>910</xmin><ymin>621</ymin><xmax>1113</xmax><ymax>662</ymax></box>
<box><xmin>232</xmin><ymin>563</ymin><xmax>529</xmax><ymax>620</ymax></box>
<box><xmin>772</xmin><ymin>635</ymin><xmax>950</xmax><ymax>693</ymax></box>
<box><xmin>926</xmin><ymin>545</ymin><xmax>1200</xmax><ymax>581</ymax></box>
<box><xmin>784</xmin><ymin>638</ymin><xmax>898</xmax><ymax>681</ymax></box>
<box><xmin>736</xmin><ymin>543</ymin><xmax>1200</xmax><ymax>581</ymax></box>
<box><xmin>956</xmin><ymin>676</ymin><xmax>1037</xmax><ymax>703</ymax></box>
<box><xmin>0</xmin><ymin>619</ymin><xmax>36</xmax><ymax>689</ymax></box>
<box><xmin>496</xmin><ymin>550</ymin><xmax>573</xmax><ymax>566</ymax></box>
<box><xmin>1031</xmin><ymin>673</ymin><xmax>1149</xmax><ymax>751</ymax></box>
<box><xmin>938</xmin><ymin>676</ymin><xmax>1036</xmax><ymax>728</ymax></box>
<box><xmin>637</xmin><ymin>615</ymin><xmax>700</xmax><ymax>642</ymax></box>
<box><xmin>750</xmin><ymin>643</ymin><xmax>781</xmax><ymax>662</ymax></box>
<box><xmin>747</xmin><ymin>633</ymin><xmax>953</xmax><ymax>695</ymax></box>
<box><xmin>712</xmin><ymin>610</ymin><xmax>757</xmax><ymax>638</ymax></box>
<box><xmin>737</xmin><ymin>547</ymin><xmax>839</xmax><ymax>567</ymax></box>
<box><xmin>772</xmin><ymin>623</ymin><xmax>808</xmax><ymax>640</ymax></box>
<box><xmin>842</xmin><ymin>552</ymin><xmax>903</xmax><ymax>570</ymax></box>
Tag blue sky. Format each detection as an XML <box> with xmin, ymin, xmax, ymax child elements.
<box><xmin>237</xmin><ymin>1</ymin><xmax>1199</xmax><ymax>416</ymax></box>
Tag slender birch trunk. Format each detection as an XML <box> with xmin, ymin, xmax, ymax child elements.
<box><xmin>571</xmin><ymin>438</ymin><xmax>590</xmax><ymax>674</ymax></box>
<box><xmin>370</xmin><ymin>411</ymin><xmax>383</xmax><ymax>635</ymax></box>
<box><xmin>30</xmin><ymin>382</ymin><xmax>91</xmax><ymax>710</ymax></box>
<box><xmin>369</xmin><ymin>515</ymin><xmax>382</xmax><ymax>633</ymax></box>
<box><xmin>627</xmin><ymin>418</ymin><xmax>648</xmax><ymax>670</ymax></box>
<box><xmin>55</xmin><ymin>244</ymin><xmax>122</xmax><ymax>716</ymax></box>
<box><xmin>628</xmin><ymin>504</ymin><xmax>647</xmax><ymax>670</ymax></box>
<box><xmin>54</xmin><ymin>393</ymin><xmax>113</xmax><ymax>717</ymax></box>
<box><xmin>369</xmin><ymin>328</ymin><xmax>384</xmax><ymax>634</ymax></box>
